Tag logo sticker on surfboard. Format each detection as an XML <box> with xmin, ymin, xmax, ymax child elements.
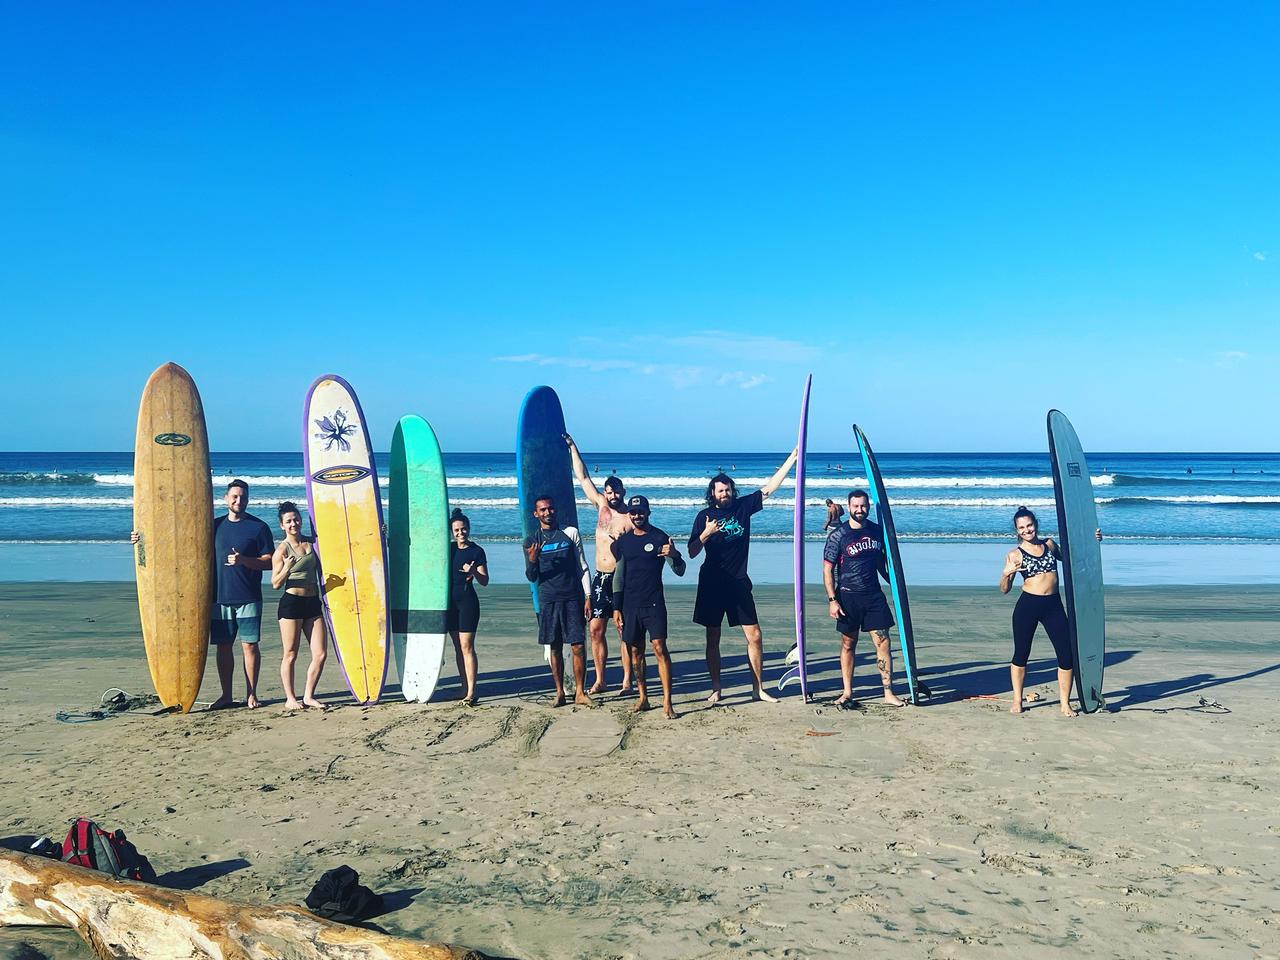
<box><xmin>311</xmin><ymin>465</ymin><xmax>371</xmax><ymax>485</ymax></box>
<box><xmin>153</xmin><ymin>433</ymin><xmax>192</xmax><ymax>446</ymax></box>
<box><xmin>1067</xmin><ymin>462</ymin><xmax>1082</xmax><ymax>477</ymax></box>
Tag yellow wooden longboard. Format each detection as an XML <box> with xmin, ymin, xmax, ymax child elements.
<box><xmin>304</xmin><ymin>375</ymin><xmax>388</xmax><ymax>703</ymax></box>
<box><xmin>133</xmin><ymin>362</ymin><xmax>213</xmax><ymax>713</ymax></box>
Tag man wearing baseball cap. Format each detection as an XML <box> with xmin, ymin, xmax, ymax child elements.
<box><xmin>610</xmin><ymin>495</ymin><xmax>686</xmax><ymax>719</ymax></box>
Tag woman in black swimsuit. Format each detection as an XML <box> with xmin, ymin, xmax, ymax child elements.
<box><xmin>998</xmin><ymin>506</ymin><xmax>1100</xmax><ymax>717</ymax></box>
<box><xmin>447</xmin><ymin>508</ymin><xmax>489</xmax><ymax>705</ymax></box>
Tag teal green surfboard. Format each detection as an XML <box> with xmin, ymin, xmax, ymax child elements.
<box><xmin>389</xmin><ymin>415</ymin><xmax>451</xmax><ymax>703</ymax></box>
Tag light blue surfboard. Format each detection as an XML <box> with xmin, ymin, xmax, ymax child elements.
<box><xmin>1047</xmin><ymin>409</ymin><xmax>1106</xmax><ymax>713</ymax></box>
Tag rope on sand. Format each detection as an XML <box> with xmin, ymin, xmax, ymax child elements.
<box><xmin>55</xmin><ymin>688</ymin><xmax>163</xmax><ymax>724</ymax></box>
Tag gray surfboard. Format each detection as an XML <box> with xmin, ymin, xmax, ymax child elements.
<box><xmin>1047</xmin><ymin>409</ymin><xmax>1105</xmax><ymax>713</ymax></box>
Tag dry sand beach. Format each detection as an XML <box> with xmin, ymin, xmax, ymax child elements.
<box><xmin>1</xmin><ymin>583</ymin><xmax>1278</xmax><ymax>959</ymax></box>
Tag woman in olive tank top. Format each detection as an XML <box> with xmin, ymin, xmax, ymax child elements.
<box><xmin>270</xmin><ymin>501</ymin><xmax>328</xmax><ymax>709</ymax></box>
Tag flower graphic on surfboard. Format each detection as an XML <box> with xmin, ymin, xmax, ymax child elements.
<box><xmin>303</xmin><ymin>375</ymin><xmax>389</xmax><ymax>704</ymax></box>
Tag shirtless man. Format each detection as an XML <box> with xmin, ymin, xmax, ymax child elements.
<box><xmin>565</xmin><ymin>434</ymin><xmax>634</xmax><ymax>694</ymax></box>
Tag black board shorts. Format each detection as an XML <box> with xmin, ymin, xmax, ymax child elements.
<box><xmin>621</xmin><ymin>603</ymin><xmax>668</xmax><ymax>648</ymax></box>
<box><xmin>278</xmin><ymin>592</ymin><xmax>322</xmax><ymax>622</ymax></box>
<box><xmin>693</xmin><ymin>575</ymin><xmax>758</xmax><ymax>628</ymax></box>
<box><xmin>590</xmin><ymin>570</ymin><xmax>617</xmax><ymax>620</ymax></box>
<box><xmin>538</xmin><ymin>598</ymin><xmax>586</xmax><ymax>647</ymax></box>
<box><xmin>835</xmin><ymin>587</ymin><xmax>894</xmax><ymax>636</ymax></box>
<box><xmin>447</xmin><ymin>589</ymin><xmax>481</xmax><ymax>633</ymax></box>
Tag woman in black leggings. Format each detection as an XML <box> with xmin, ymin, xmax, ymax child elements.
<box><xmin>998</xmin><ymin>507</ymin><xmax>1099</xmax><ymax>716</ymax></box>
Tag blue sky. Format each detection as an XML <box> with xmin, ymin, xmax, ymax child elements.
<box><xmin>3</xmin><ymin>3</ymin><xmax>1276</xmax><ymax>452</ymax></box>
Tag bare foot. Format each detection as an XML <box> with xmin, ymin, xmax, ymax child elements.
<box><xmin>753</xmin><ymin>687</ymin><xmax>780</xmax><ymax>704</ymax></box>
<box><xmin>882</xmin><ymin>692</ymin><xmax>909</xmax><ymax>707</ymax></box>
<box><xmin>834</xmin><ymin>692</ymin><xmax>854</xmax><ymax>707</ymax></box>
<box><xmin>552</xmin><ymin>694</ymin><xmax>567</xmax><ymax>708</ymax></box>
<box><xmin>462</xmin><ymin>693</ymin><xmax>478</xmax><ymax>707</ymax></box>
<box><xmin>633</xmin><ymin>697</ymin><xmax>650</xmax><ymax>713</ymax></box>
<box><xmin>210</xmin><ymin>695</ymin><xmax>234</xmax><ymax>711</ymax></box>
<box><xmin>246</xmin><ymin>694</ymin><xmax>260</xmax><ymax>710</ymax></box>
<box><xmin>618</xmin><ymin>684</ymin><xmax>634</xmax><ymax>697</ymax></box>
<box><xmin>1060</xmin><ymin>705</ymin><xmax>1078</xmax><ymax>718</ymax></box>
<box><xmin>663</xmin><ymin>704</ymin><xmax>678</xmax><ymax>720</ymax></box>
<box><xmin>587</xmin><ymin>684</ymin><xmax>606</xmax><ymax>696</ymax></box>
<box><xmin>1010</xmin><ymin>702</ymin><xmax>1024</xmax><ymax>714</ymax></box>
<box><xmin>575</xmin><ymin>691</ymin><xmax>595</xmax><ymax>707</ymax></box>
<box><xmin>302</xmin><ymin>697</ymin><xmax>326</xmax><ymax>710</ymax></box>
<box><xmin>284</xmin><ymin>699</ymin><xmax>305</xmax><ymax>711</ymax></box>
<box><xmin>705</xmin><ymin>690</ymin><xmax>723</xmax><ymax>705</ymax></box>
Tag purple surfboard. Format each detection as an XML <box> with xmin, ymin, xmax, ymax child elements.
<box><xmin>779</xmin><ymin>375</ymin><xmax>812</xmax><ymax>698</ymax></box>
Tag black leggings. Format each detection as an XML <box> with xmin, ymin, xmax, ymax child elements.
<box><xmin>1011</xmin><ymin>592</ymin><xmax>1073</xmax><ymax>670</ymax></box>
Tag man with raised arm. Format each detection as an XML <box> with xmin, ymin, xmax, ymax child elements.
<box><xmin>565</xmin><ymin>433</ymin><xmax>634</xmax><ymax>694</ymax></box>
<box><xmin>687</xmin><ymin>448</ymin><xmax>799</xmax><ymax>704</ymax></box>
<box><xmin>523</xmin><ymin>495</ymin><xmax>595</xmax><ymax>707</ymax></box>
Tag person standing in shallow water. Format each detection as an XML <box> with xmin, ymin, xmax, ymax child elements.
<box><xmin>447</xmin><ymin>507</ymin><xmax>488</xmax><ymax>705</ymax></box>
<box><xmin>565</xmin><ymin>433</ymin><xmax>634</xmax><ymax>695</ymax></box>
<box><xmin>270</xmin><ymin>501</ymin><xmax>327</xmax><ymax>710</ymax></box>
<box><xmin>687</xmin><ymin>448</ymin><xmax>799</xmax><ymax>704</ymax></box>
<box><xmin>998</xmin><ymin>506</ymin><xmax>1102</xmax><ymax>717</ymax></box>
<box><xmin>524</xmin><ymin>495</ymin><xmax>594</xmax><ymax>707</ymax></box>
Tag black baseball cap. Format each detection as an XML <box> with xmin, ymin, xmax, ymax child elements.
<box><xmin>626</xmin><ymin>495</ymin><xmax>651</xmax><ymax>514</ymax></box>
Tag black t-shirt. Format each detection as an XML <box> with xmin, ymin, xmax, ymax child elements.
<box><xmin>450</xmin><ymin>542</ymin><xmax>488</xmax><ymax>598</ymax></box>
<box><xmin>213</xmin><ymin>514</ymin><xmax>274</xmax><ymax>605</ymax></box>
<box><xmin>523</xmin><ymin>527</ymin><xmax>587</xmax><ymax>604</ymax></box>
<box><xmin>823</xmin><ymin>520</ymin><xmax>888</xmax><ymax>594</ymax></box>
<box><xmin>610</xmin><ymin>525</ymin><xmax>679</xmax><ymax>609</ymax></box>
<box><xmin>688</xmin><ymin>489</ymin><xmax>764</xmax><ymax>581</ymax></box>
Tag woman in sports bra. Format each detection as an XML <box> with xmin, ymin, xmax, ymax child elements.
<box><xmin>271</xmin><ymin>501</ymin><xmax>328</xmax><ymax>710</ymax></box>
<box><xmin>998</xmin><ymin>506</ymin><xmax>1100</xmax><ymax>717</ymax></box>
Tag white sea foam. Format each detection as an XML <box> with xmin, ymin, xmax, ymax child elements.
<box><xmin>89</xmin><ymin>472</ymin><xmax>1114</xmax><ymax>490</ymax></box>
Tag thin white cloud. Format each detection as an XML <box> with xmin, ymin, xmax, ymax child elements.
<box><xmin>717</xmin><ymin>371</ymin><xmax>770</xmax><ymax>390</ymax></box>
<box><xmin>1253</xmin><ymin>251</ymin><xmax>1267</xmax><ymax>262</ymax></box>
<box><xmin>1215</xmin><ymin>350</ymin><xmax>1248</xmax><ymax>368</ymax></box>
<box><xmin>494</xmin><ymin>353</ymin><xmax>636</xmax><ymax>373</ymax></box>
<box><xmin>665</xmin><ymin>330</ymin><xmax>822</xmax><ymax>365</ymax></box>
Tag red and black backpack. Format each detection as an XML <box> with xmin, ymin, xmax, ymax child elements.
<box><xmin>61</xmin><ymin>818</ymin><xmax>156</xmax><ymax>882</ymax></box>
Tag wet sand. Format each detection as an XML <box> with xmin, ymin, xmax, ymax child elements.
<box><xmin>1</xmin><ymin>583</ymin><xmax>1278</xmax><ymax>959</ymax></box>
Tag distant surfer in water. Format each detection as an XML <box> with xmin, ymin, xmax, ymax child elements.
<box><xmin>687</xmin><ymin>449</ymin><xmax>799</xmax><ymax>704</ymax></box>
<box><xmin>131</xmin><ymin>479</ymin><xmax>274</xmax><ymax>709</ymax></box>
<box><xmin>524</xmin><ymin>495</ymin><xmax>594</xmax><ymax>707</ymax></box>
<box><xmin>823</xmin><ymin>490</ymin><xmax>908</xmax><ymax>707</ymax></box>
<box><xmin>270</xmin><ymin>501</ymin><xmax>327</xmax><ymax>710</ymax></box>
<box><xmin>998</xmin><ymin>507</ymin><xmax>1102</xmax><ymax>717</ymax></box>
<box><xmin>448</xmin><ymin>507</ymin><xmax>489</xmax><ymax>705</ymax></box>
<box><xmin>565</xmin><ymin>434</ymin><xmax>634</xmax><ymax>695</ymax></box>
<box><xmin>611</xmin><ymin>495</ymin><xmax>686</xmax><ymax>719</ymax></box>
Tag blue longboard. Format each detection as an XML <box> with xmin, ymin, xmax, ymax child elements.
<box><xmin>516</xmin><ymin>386</ymin><xmax>581</xmax><ymax>663</ymax></box>
<box><xmin>854</xmin><ymin>425</ymin><xmax>928</xmax><ymax>704</ymax></box>
<box><xmin>1047</xmin><ymin>409</ymin><xmax>1106</xmax><ymax>713</ymax></box>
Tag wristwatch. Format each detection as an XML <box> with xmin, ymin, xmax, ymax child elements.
<box><xmin>827</xmin><ymin>595</ymin><xmax>837</xmax><ymax>602</ymax></box>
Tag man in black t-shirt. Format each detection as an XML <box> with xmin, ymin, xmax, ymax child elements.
<box><xmin>132</xmin><ymin>478</ymin><xmax>274</xmax><ymax>709</ymax></box>
<box><xmin>687</xmin><ymin>447</ymin><xmax>798</xmax><ymax>705</ymax></box>
<box><xmin>610</xmin><ymin>495</ymin><xmax>686</xmax><ymax>719</ymax></box>
<box><xmin>822</xmin><ymin>489</ymin><xmax>908</xmax><ymax>707</ymax></box>
<box><xmin>523</xmin><ymin>495</ymin><xmax>594</xmax><ymax>707</ymax></box>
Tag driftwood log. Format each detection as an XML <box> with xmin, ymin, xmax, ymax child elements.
<box><xmin>0</xmin><ymin>849</ymin><xmax>491</xmax><ymax>960</ymax></box>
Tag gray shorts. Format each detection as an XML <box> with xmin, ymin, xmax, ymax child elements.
<box><xmin>210</xmin><ymin>602</ymin><xmax>263</xmax><ymax>645</ymax></box>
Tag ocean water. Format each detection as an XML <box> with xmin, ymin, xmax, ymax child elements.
<box><xmin>1</xmin><ymin>450</ymin><xmax>1277</xmax><ymax>547</ymax></box>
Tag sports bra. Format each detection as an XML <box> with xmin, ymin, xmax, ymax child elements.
<box><xmin>283</xmin><ymin>539</ymin><xmax>319</xmax><ymax>587</ymax></box>
<box><xmin>1018</xmin><ymin>543</ymin><xmax>1058</xmax><ymax>579</ymax></box>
